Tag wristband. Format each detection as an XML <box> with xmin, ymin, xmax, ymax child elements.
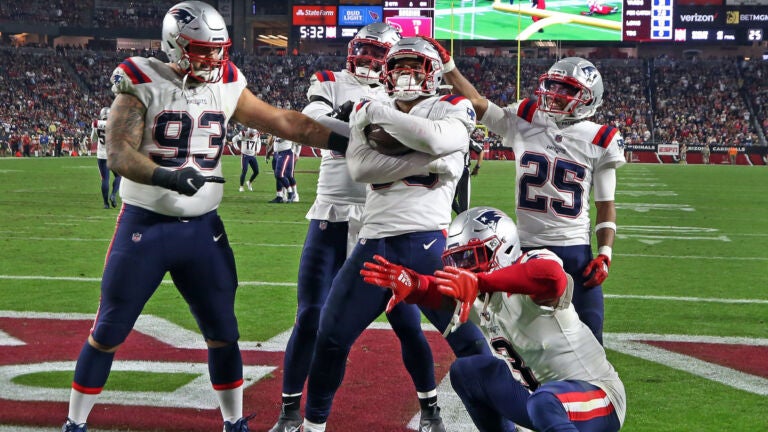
<box><xmin>594</xmin><ymin>221</ymin><xmax>617</xmax><ymax>232</ymax></box>
<box><xmin>151</xmin><ymin>167</ymin><xmax>175</xmax><ymax>189</ymax></box>
<box><xmin>597</xmin><ymin>246</ymin><xmax>613</xmax><ymax>261</ymax></box>
<box><xmin>442</xmin><ymin>58</ymin><xmax>456</xmax><ymax>74</ymax></box>
<box><xmin>327</xmin><ymin>131</ymin><xmax>349</xmax><ymax>154</ymax></box>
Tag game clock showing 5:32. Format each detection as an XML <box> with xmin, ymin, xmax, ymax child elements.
<box><xmin>298</xmin><ymin>25</ymin><xmax>336</xmax><ymax>39</ymax></box>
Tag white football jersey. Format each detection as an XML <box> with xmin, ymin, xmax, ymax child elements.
<box><xmin>91</xmin><ymin>119</ymin><xmax>108</xmax><ymax>159</ymax></box>
<box><xmin>232</xmin><ymin>129</ymin><xmax>260</xmax><ymax>156</ymax></box>
<box><xmin>110</xmin><ymin>56</ymin><xmax>246</xmax><ymax>217</ymax></box>
<box><xmin>273</xmin><ymin>137</ymin><xmax>294</xmax><ymax>152</ymax></box>
<box><xmin>481</xmin><ymin>99</ymin><xmax>625</xmax><ymax>246</ymax></box>
<box><xmin>302</xmin><ymin>69</ymin><xmax>388</xmax><ymax>221</ymax></box>
<box><xmin>475</xmin><ymin>249</ymin><xmax>626</xmax><ymax>426</ymax></box>
<box><xmin>353</xmin><ymin>95</ymin><xmax>476</xmax><ymax>239</ymax></box>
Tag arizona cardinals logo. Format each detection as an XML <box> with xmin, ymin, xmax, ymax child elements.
<box><xmin>474</xmin><ymin>210</ymin><xmax>505</xmax><ymax>232</ymax></box>
<box><xmin>368</xmin><ymin>10</ymin><xmax>380</xmax><ymax>20</ymax></box>
<box><xmin>169</xmin><ymin>8</ymin><xmax>196</xmax><ymax>25</ymax></box>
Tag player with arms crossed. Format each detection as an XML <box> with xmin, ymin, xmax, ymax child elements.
<box><xmin>363</xmin><ymin>207</ymin><xmax>627</xmax><ymax>432</ymax></box>
<box><xmin>62</xmin><ymin>2</ymin><xmax>349</xmax><ymax>432</ymax></box>
<box><xmin>270</xmin><ymin>23</ymin><xmax>445</xmax><ymax>432</ymax></box>
<box><xmin>231</xmin><ymin>127</ymin><xmax>261</xmax><ymax>192</ymax></box>
<box><xmin>92</xmin><ymin>107</ymin><xmax>122</xmax><ymax>208</ymax></box>
<box><xmin>433</xmin><ymin>41</ymin><xmax>625</xmax><ymax>344</ymax></box>
<box><xmin>300</xmin><ymin>37</ymin><xmax>490</xmax><ymax>432</ymax></box>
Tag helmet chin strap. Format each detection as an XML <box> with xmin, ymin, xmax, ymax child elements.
<box><xmin>393</xmin><ymin>75</ymin><xmax>421</xmax><ymax>101</ymax></box>
<box><xmin>354</xmin><ymin>66</ymin><xmax>380</xmax><ymax>84</ymax></box>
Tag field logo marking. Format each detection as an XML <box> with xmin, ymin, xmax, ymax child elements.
<box><xmin>617</xmin><ymin>225</ymin><xmax>731</xmax><ymax>244</ymax></box>
<box><xmin>605</xmin><ymin>333</ymin><xmax>768</xmax><ymax>396</ymax></box>
<box><xmin>0</xmin><ymin>311</ymin><xmax>459</xmax><ymax>431</ymax></box>
<box><xmin>615</xmin><ymin>203</ymin><xmax>695</xmax><ymax>212</ymax></box>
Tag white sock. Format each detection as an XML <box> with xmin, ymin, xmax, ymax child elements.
<box><xmin>215</xmin><ymin>385</ymin><xmax>243</xmax><ymax>424</ymax></box>
<box><xmin>303</xmin><ymin>419</ymin><xmax>327</xmax><ymax>432</ymax></box>
<box><xmin>417</xmin><ymin>389</ymin><xmax>438</xmax><ymax>399</ymax></box>
<box><xmin>67</xmin><ymin>389</ymin><xmax>100</xmax><ymax>425</ymax></box>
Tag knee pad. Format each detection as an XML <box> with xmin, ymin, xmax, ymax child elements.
<box><xmin>91</xmin><ymin>320</ymin><xmax>133</xmax><ymax>348</ymax></box>
<box><xmin>527</xmin><ymin>390</ymin><xmax>570</xmax><ymax>429</ymax></box>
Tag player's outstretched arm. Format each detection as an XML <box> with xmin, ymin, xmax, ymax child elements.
<box><xmin>361</xmin><ymin>255</ymin><xmax>445</xmax><ymax>312</ymax></box>
<box><xmin>233</xmin><ymin>88</ymin><xmax>347</xmax><ymax>153</ymax></box>
<box><xmin>419</xmin><ymin>36</ymin><xmax>489</xmax><ymax>119</ymax></box>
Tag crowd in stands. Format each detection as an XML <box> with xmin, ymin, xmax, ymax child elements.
<box><xmin>0</xmin><ymin>44</ymin><xmax>766</xmax><ymax>158</ymax></box>
<box><xmin>0</xmin><ymin>0</ymin><xmax>176</xmax><ymax>29</ymax></box>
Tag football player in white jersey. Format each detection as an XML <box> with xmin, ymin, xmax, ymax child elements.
<box><xmin>62</xmin><ymin>3</ymin><xmax>349</xmax><ymax>432</ymax></box>
<box><xmin>300</xmin><ymin>37</ymin><xmax>490</xmax><ymax>432</ymax></box>
<box><xmin>433</xmin><ymin>39</ymin><xmax>625</xmax><ymax>344</ymax></box>
<box><xmin>91</xmin><ymin>107</ymin><xmax>122</xmax><ymax>208</ymax></box>
<box><xmin>362</xmin><ymin>207</ymin><xmax>627</xmax><ymax>432</ymax></box>
<box><xmin>231</xmin><ymin>127</ymin><xmax>260</xmax><ymax>192</ymax></box>
<box><xmin>270</xmin><ymin>23</ymin><xmax>450</xmax><ymax>432</ymax></box>
<box><xmin>268</xmin><ymin>136</ymin><xmax>297</xmax><ymax>203</ymax></box>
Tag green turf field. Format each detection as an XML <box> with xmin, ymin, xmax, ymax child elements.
<box><xmin>1</xmin><ymin>156</ymin><xmax>767</xmax><ymax>431</ymax></box>
<box><xmin>435</xmin><ymin>0</ymin><xmax>622</xmax><ymax>41</ymax></box>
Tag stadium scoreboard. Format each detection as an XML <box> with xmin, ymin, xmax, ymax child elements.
<box><xmin>622</xmin><ymin>0</ymin><xmax>767</xmax><ymax>43</ymax></box>
<box><xmin>292</xmin><ymin>4</ymin><xmax>384</xmax><ymax>40</ymax></box>
<box><xmin>383</xmin><ymin>0</ymin><xmax>435</xmax><ymax>37</ymax></box>
<box><xmin>290</xmin><ymin>1</ymin><xmax>765</xmax><ymax>44</ymax></box>
<box><xmin>291</xmin><ymin>1</ymin><xmax>434</xmax><ymax>40</ymax></box>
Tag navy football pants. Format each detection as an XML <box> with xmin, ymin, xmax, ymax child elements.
<box><xmin>451</xmin><ymin>355</ymin><xmax>621</xmax><ymax>432</ymax></box>
<box><xmin>304</xmin><ymin>231</ymin><xmax>489</xmax><ymax>423</ymax></box>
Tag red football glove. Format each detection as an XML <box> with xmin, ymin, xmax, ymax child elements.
<box><xmin>583</xmin><ymin>254</ymin><xmax>611</xmax><ymax>287</ymax></box>
<box><xmin>434</xmin><ymin>266</ymin><xmax>479</xmax><ymax>324</ymax></box>
<box><xmin>360</xmin><ymin>255</ymin><xmax>420</xmax><ymax>313</ymax></box>
<box><xmin>418</xmin><ymin>35</ymin><xmax>452</xmax><ymax>64</ymax></box>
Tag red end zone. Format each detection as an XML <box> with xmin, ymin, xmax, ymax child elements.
<box><xmin>0</xmin><ymin>316</ymin><xmax>454</xmax><ymax>431</ymax></box>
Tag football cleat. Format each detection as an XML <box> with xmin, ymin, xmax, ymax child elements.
<box><xmin>268</xmin><ymin>408</ymin><xmax>302</xmax><ymax>432</ymax></box>
<box><xmin>269</xmin><ymin>196</ymin><xmax>285</xmax><ymax>203</ymax></box>
<box><xmin>419</xmin><ymin>406</ymin><xmax>446</xmax><ymax>432</ymax></box>
<box><xmin>247</xmin><ymin>181</ymin><xmax>253</xmax><ymax>191</ymax></box>
<box><xmin>109</xmin><ymin>195</ymin><xmax>117</xmax><ymax>208</ymax></box>
<box><xmin>62</xmin><ymin>418</ymin><xmax>87</xmax><ymax>432</ymax></box>
<box><xmin>224</xmin><ymin>414</ymin><xmax>257</xmax><ymax>432</ymax></box>
<box><xmin>239</xmin><ymin>186</ymin><xmax>245</xmax><ymax>192</ymax></box>
<box><xmin>103</xmin><ymin>204</ymin><xmax>110</xmax><ymax>209</ymax></box>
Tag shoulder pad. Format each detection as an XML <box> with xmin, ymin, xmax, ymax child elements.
<box><xmin>221</xmin><ymin>60</ymin><xmax>239</xmax><ymax>84</ymax></box>
<box><xmin>312</xmin><ymin>70</ymin><xmax>336</xmax><ymax>83</ymax></box>
<box><xmin>516</xmin><ymin>98</ymin><xmax>537</xmax><ymax>123</ymax></box>
<box><xmin>518</xmin><ymin>249</ymin><xmax>563</xmax><ymax>266</ymax></box>
<box><xmin>116</xmin><ymin>58</ymin><xmax>152</xmax><ymax>85</ymax></box>
<box><xmin>591</xmin><ymin>125</ymin><xmax>618</xmax><ymax>149</ymax></box>
<box><xmin>439</xmin><ymin>94</ymin><xmax>467</xmax><ymax>105</ymax></box>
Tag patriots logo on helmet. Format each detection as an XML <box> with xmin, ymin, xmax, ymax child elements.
<box><xmin>581</xmin><ymin>65</ymin><xmax>599</xmax><ymax>85</ymax></box>
<box><xmin>170</xmin><ymin>8</ymin><xmax>196</xmax><ymax>25</ymax></box>
<box><xmin>474</xmin><ymin>210</ymin><xmax>505</xmax><ymax>232</ymax></box>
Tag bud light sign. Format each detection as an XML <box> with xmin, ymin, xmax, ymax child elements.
<box><xmin>339</xmin><ymin>6</ymin><xmax>383</xmax><ymax>26</ymax></box>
